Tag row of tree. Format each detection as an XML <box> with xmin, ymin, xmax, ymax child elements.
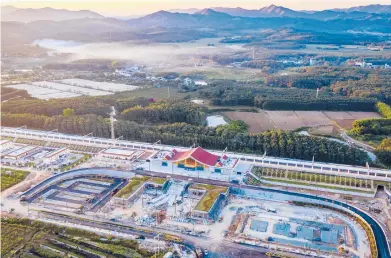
<box><xmin>374</xmin><ymin>139</ymin><xmax>391</xmax><ymax>166</ymax></box>
<box><xmin>199</xmin><ymin>83</ymin><xmax>377</xmax><ymax>111</ymax></box>
<box><xmin>350</xmin><ymin>118</ymin><xmax>391</xmax><ymax>136</ymax></box>
<box><xmin>1</xmin><ymin>96</ymin><xmax>113</xmax><ymax>117</ymax></box>
<box><xmin>376</xmin><ymin>102</ymin><xmax>391</xmax><ymax>118</ymax></box>
<box><xmin>1</xmin><ymin>112</ymin><xmax>370</xmax><ymax>166</ymax></box>
<box><xmin>121</xmin><ymin>100</ymin><xmax>205</xmax><ymax>125</ymax></box>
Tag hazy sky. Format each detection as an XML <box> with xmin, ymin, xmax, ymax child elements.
<box><xmin>2</xmin><ymin>0</ymin><xmax>389</xmax><ymax>16</ymax></box>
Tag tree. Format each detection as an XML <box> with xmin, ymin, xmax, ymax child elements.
<box><xmin>63</xmin><ymin>108</ymin><xmax>75</xmax><ymax>117</ymax></box>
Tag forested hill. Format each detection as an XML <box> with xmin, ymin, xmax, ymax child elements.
<box><xmin>1</xmin><ymin>95</ymin><xmax>370</xmax><ymax>166</ymax></box>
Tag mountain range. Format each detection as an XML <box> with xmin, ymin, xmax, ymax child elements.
<box><xmin>167</xmin><ymin>4</ymin><xmax>391</xmax><ymax>19</ymax></box>
<box><xmin>1</xmin><ymin>5</ymin><xmax>103</xmax><ymax>22</ymax></box>
<box><xmin>1</xmin><ymin>4</ymin><xmax>391</xmax><ymax>23</ymax></box>
<box><xmin>2</xmin><ymin>4</ymin><xmax>391</xmax><ymax>47</ymax></box>
<box><xmin>128</xmin><ymin>7</ymin><xmax>391</xmax><ymax>31</ymax></box>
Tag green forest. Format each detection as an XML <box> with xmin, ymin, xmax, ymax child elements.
<box><xmin>199</xmin><ymin>82</ymin><xmax>377</xmax><ymax>111</ymax></box>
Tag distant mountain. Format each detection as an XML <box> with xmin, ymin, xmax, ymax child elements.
<box><xmin>130</xmin><ymin>10</ymin><xmax>198</xmax><ymax>28</ymax></box>
<box><xmin>1</xmin><ymin>6</ymin><xmax>104</xmax><ymax>22</ymax></box>
<box><xmin>194</xmin><ymin>8</ymin><xmax>232</xmax><ymax>18</ymax></box>
<box><xmin>332</xmin><ymin>4</ymin><xmax>391</xmax><ymax>13</ymax></box>
<box><xmin>1</xmin><ymin>5</ymin><xmax>18</xmax><ymax>15</ymax></box>
<box><xmin>206</xmin><ymin>7</ymin><xmax>260</xmax><ymax>17</ymax></box>
<box><xmin>129</xmin><ymin>9</ymin><xmax>233</xmax><ymax>28</ymax></box>
<box><xmin>163</xmin><ymin>4</ymin><xmax>391</xmax><ymax>19</ymax></box>
<box><xmin>168</xmin><ymin>8</ymin><xmax>201</xmax><ymax>14</ymax></box>
<box><xmin>258</xmin><ymin>4</ymin><xmax>301</xmax><ymax>17</ymax></box>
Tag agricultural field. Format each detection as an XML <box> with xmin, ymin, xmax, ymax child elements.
<box><xmin>223</xmin><ymin>110</ymin><xmax>380</xmax><ymax>133</ymax></box>
<box><xmin>1</xmin><ymin>168</ymin><xmax>30</xmax><ymax>191</ymax></box>
<box><xmin>57</xmin><ymin>79</ymin><xmax>139</xmax><ymax>92</ymax></box>
<box><xmin>32</xmin><ymin>81</ymin><xmax>111</xmax><ymax>96</ymax></box>
<box><xmin>0</xmin><ymin>218</ymin><xmax>156</xmax><ymax>258</ymax></box>
<box><xmin>223</xmin><ymin>111</ymin><xmax>275</xmax><ymax>133</ymax></box>
<box><xmin>324</xmin><ymin>111</ymin><xmax>381</xmax><ymax>129</ymax></box>
<box><xmin>6</xmin><ymin>79</ymin><xmax>140</xmax><ymax>99</ymax></box>
<box><xmin>1</xmin><ymin>222</ymin><xmax>37</xmax><ymax>257</ymax></box>
<box><xmin>5</xmin><ymin>84</ymin><xmax>80</xmax><ymax>99</ymax></box>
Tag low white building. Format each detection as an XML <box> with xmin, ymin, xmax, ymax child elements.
<box><xmin>3</xmin><ymin>145</ymin><xmax>39</xmax><ymax>160</ymax></box>
<box><xmin>99</xmin><ymin>148</ymin><xmax>144</xmax><ymax>160</ymax></box>
<box><xmin>0</xmin><ymin>140</ymin><xmax>13</xmax><ymax>151</ymax></box>
<box><xmin>44</xmin><ymin>147</ymin><xmax>70</xmax><ymax>163</ymax></box>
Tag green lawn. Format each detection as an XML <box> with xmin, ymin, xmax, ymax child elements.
<box><xmin>148</xmin><ymin>177</ymin><xmax>167</xmax><ymax>185</ymax></box>
<box><xmin>1</xmin><ymin>168</ymin><xmax>30</xmax><ymax>191</ymax></box>
<box><xmin>191</xmin><ymin>184</ymin><xmax>228</xmax><ymax>212</ymax></box>
<box><xmin>115</xmin><ymin>176</ymin><xmax>149</xmax><ymax>199</ymax></box>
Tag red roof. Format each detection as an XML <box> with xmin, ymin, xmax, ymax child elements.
<box><xmin>168</xmin><ymin>147</ymin><xmax>220</xmax><ymax>167</ymax></box>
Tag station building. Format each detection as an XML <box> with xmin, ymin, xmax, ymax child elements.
<box><xmin>154</xmin><ymin>146</ymin><xmax>238</xmax><ymax>174</ymax></box>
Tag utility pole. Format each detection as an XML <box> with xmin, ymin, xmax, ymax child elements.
<box><xmin>110</xmin><ymin>106</ymin><xmax>117</xmax><ymax>140</ymax></box>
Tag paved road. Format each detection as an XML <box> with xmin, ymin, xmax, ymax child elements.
<box><xmin>341</xmin><ymin>131</ymin><xmax>376</xmax><ymax>151</ymax></box>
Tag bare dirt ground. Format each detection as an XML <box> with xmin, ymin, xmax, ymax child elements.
<box><xmin>263</xmin><ymin>111</ymin><xmax>303</xmax><ymax>131</ymax></box>
<box><xmin>224</xmin><ymin>110</ymin><xmax>380</xmax><ymax>133</ymax></box>
<box><xmin>333</xmin><ymin>119</ymin><xmax>357</xmax><ymax>130</ymax></box>
<box><xmin>348</xmin><ymin>112</ymin><xmax>381</xmax><ymax>120</ymax></box>
<box><xmin>308</xmin><ymin>125</ymin><xmax>339</xmax><ymax>136</ymax></box>
<box><xmin>223</xmin><ymin>111</ymin><xmax>275</xmax><ymax>133</ymax></box>
<box><xmin>294</xmin><ymin>111</ymin><xmax>332</xmax><ymax>127</ymax></box>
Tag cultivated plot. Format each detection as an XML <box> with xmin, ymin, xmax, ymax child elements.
<box><xmin>6</xmin><ymin>84</ymin><xmax>81</xmax><ymax>99</ymax></box>
<box><xmin>57</xmin><ymin>79</ymin><xmax>139</xmax><ymax>92</ymax></box>
<box><xmin>32</xmin><ymin>81</ymin><xmax>111</xmax><ymax>96</ymax></box>
<box><xmin>225</xmin><ymin>110</ymin><xmax>382</xmax><ymax>133</ymax></box>
<box><xmin>265</xmin><ymin>111</ymin><xmax>305</xmax><ymax>131</ymax></box>
<box><xmin>294</xmin><ymin>111</ymin><xmax>332</xmax><ymax>127</ymax></box>
<box><xmin>223</xmin><ymin>111</ymin><xmax>275</xmax><ymax>133</ymax></box>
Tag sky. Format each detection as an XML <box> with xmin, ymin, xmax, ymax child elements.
<box><xmin>2</xmin><ymin>0</ymin><xmax>389</xmax><ymax>16</ymax></box>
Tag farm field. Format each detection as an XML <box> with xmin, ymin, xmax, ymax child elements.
<box><xmin>223</xmin><ymin>111</ymin><xmax>275</xmax><ymax>133</ymax></box>
<box><xmin>6</xmin><ymin>79</ymin><xmax>140</xmax><ymax>99</ymax></box>
<box><xmin>224</xmin><ymin>110</ymin><xmax>380</xmax><ymax>133</ymax></box>
<box><xmin>57</xmin><ymin>79</ymin><xmax>139</xmax><ymax>92</ymax></box>
<box><xmin>1</xmin><ymin>168</ymin><xmax>30</xmax><ymax>191</ymax></box>
<box><xmin>0</xmin><ymin>218</ymin><xmax>154</xmax><ymax>258</ymax></box>
<box><xmin>294</xmin><ymin>111</ymin><xmax>332</xmax><ymax>127</ymax></box>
